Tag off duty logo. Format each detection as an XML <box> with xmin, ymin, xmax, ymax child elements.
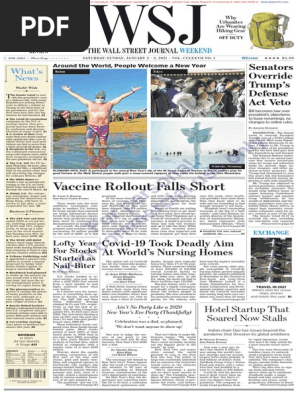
<box><xmin>0</xmin><ymin>0</ymin><xmax>90</xmax><ymax>52</ymax></box>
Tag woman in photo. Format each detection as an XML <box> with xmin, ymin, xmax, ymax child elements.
<box><xmin>205</xmin><ymin>79</ymin><xmax>224</xmax><ymax>117</ymax></box>
<box><xmin>217</xmin><ymin>79</ymin><xmax>240</xmax><ymax>117</ymax></box>
<box><xmin>172</xmin><ymin>79</ymin><xmax>214</xmax><ymax>117</ymax></box>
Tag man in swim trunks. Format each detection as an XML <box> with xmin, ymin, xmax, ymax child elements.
<box><xmin>61</xmin><ymin>85</ymin><xmax>142</xmax><ymax>147</ymax></box>
<box><xmin>123</xmin><ymin>110</ymin><xmax>130</xmax><ymax>123</ymax></box>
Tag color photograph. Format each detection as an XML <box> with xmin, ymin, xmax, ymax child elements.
<box><xmin>151</xmin><ymin>120</ymin><xmax>245</xmax><ymax>170</ymax></box>
<box><xmin>53</xmin><ymin>69</ymin><xmax>147</xmax><ymax>169</ymax></box>
<box><xmin>251</xmin><ymin>238</ymin><xmax>292</xmax><ymax>283</ymax></box>
<box><xmin>151</xmin><ymin>69</ymin><xmax>245</xmax><ymax>118</ymax></box>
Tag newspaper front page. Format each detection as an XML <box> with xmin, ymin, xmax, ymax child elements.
<box><xmin>1</xmin><ymin>0</ymin><xmax>297</xmax><ymax>392</ymax></box>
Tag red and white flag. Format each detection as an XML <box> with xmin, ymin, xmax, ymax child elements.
<box><xmin>61</xmin><ymin>111</ymin><xmax>70</xmax><ymax>120</ymax></box>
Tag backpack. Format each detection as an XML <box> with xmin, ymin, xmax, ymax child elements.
<box><xmin>248</xmin><ymin>13</ymin><xmax>293</xmax><ymax>49</ymax></box>
<box><xmin>166</xmin><ymin>108</ymin><xmax>189</xmax><ymax>117</ymax></box>
<box><xmin>166</xmin><ymin>108</ymin><xmax>181</xmax><ymax>117</ymax></box>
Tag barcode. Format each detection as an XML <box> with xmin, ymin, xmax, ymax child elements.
<box><xmin>7</xmin><ymin>369</ymin><xmax>46</xmax><ymax>379</ymax></box>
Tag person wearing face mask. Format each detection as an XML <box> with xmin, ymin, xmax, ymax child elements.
<box><xmin>158</xmin><ymin>78</ymin><xmax>170</xmax><ymax>93</ymax></box>
<box><xmin>220</xmin><ymin>80</ymin><xmax>240</xmax><ymax>117</ymax></box>
<box><xmin>151</xmin><ymin>75</ymin><xmax>171</xmax><ymax>117</ymax></box>
<box><xmin>235</xmin><ymin>79</ymin><xmax>245</xmax><ymax>118</ymax></box>
<box><xmin>61</xmin><ymin>85</ymin><xmax>142</xmax><ymax>147</ymax></box>
<box><xmin>216</xmin><ymin>77</ymin><xmax>232</xmax><ymax>93</ymax></box>
<box><xmin>183</xmin><ymin>77</ymin><xmax>194</xmax><ymax>88</ymax></box>
<box><xmin>205</xmin><ymin>79</ymin><xmax>224</xmax><ymax>117</ymax></box>
<box><xmin>171</xmin><ymin>79</ymin><xmax>213</xmax><ymax>117</ymax></box>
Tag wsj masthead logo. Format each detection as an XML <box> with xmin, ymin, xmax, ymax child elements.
<box><xmin>92</xmin><ymin>5</ymin><xmax>205</xmax><ymax>46</ymax></box>
<box><xmin>1</xmin><ymin>1</ymin><xmax>205</xmax><ymax>52</ymax></box>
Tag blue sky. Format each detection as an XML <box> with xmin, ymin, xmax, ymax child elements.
<box><xmin>53</xmin><ymin>69</ymin><xmax>147</xmax><ymax>112</ymax></box>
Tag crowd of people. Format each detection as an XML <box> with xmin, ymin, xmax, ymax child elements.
<box><xmin>153</xmin><ymin>149</ymin><xmax>240</xmax><ymax>156</ymax></box>
<box><xmin>151</xmin><ymin>74</ymin><xmax>245</xmax><ymax>118</ymax></box>
<box><xmin>110</xmin><ymin>110</ymin><xmax>145</xmax><ymax>123</ymax></box>
<box><xmin>153</xmin><ymin>151</ymin><xmax>183</xmax><ymax>156</ymax></box>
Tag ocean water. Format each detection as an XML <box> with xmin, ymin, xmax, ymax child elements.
<box><xmin>151</xmin><ymin>153</ymin><xmax>245</xmax><ymax>170</ymax></box>
<box><xmin>53</xmin><ymin>132</ymin><xmax>147</xmax><ymax>169</ymax></box>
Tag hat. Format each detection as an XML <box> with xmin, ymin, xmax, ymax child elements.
<box><xmin>220</xmin><ymin>77</ymin><xmax>232</xmax><ymax>85</ymax></box>
<box><xmin>95</xmin><ymin>90</ymin><xmax>106</xmax><ymax>98</ymax></box>
<box><xmin>196</xmin><ymin>79</ymin><xmax>207</xmax><ymax>89</ymax></box>
<box><xmin>206</xmin><ymin>78</ymin><xmax>217</xmax><ymax>87</ymax></box>
<box><xmin>157</xmin><ymin>75</ymin><xmax>171</xmax><ymax>83</ymax></box>
<box><xmin>238</xmin><ymin>79</ymin><xmax>245</xmax><ymax>88</ymax></box>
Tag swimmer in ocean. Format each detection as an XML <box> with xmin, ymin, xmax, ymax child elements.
<box><xmin>61</xmin><ymin>85</ymin><xmax>142</xmax><ymax>147</ymax></box>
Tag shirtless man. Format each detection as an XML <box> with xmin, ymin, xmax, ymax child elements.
<box><xmin>61</xmin><ymin>85</ymin><xmax>142</xmax><ymax>147</ymax></box>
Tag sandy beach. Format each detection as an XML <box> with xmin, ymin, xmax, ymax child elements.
<box><xmin>53</xmin><ymin>118</ymin><xmax>147</xmax><ymax>134</ymax></box>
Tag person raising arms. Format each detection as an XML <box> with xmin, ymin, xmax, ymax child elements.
<box><xmin>61</xmin><ymin>85</ymin><xmax>142</xmax><ymax>147</ymax></box>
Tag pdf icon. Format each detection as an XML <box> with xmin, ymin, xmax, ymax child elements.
<box><xmin>1</xmin><ymin>0</ymin><xmax>89</xmax><ymax>52</ymax></box>
<box><xmin>21</xmin><ymin>16</ymin><xmax>70</xmax><ymax>37</ymax></box>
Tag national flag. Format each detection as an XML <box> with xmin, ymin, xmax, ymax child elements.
<box><xmin>61</xmin><ymin>111</ymin><xmax>70</xmax><ymax>120</ymax></box>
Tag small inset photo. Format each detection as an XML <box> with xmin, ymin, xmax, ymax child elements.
<box><xmin>151</xmin><ymin>69</ymin><xmax>245</xmax><ymax>118</ymax></box>
<box><xmin>251</xmin><ymin>238</ymin><xmax>292</xmax><ymax>283</ymax></box>
<box><xmin>151</xmin><ymin>120</ymin><xmax>245</xmax><ymax>170</ymax></box>
<box><xmin>53</xmin><ymin>69</ymin><xmax>147</xmax><ymax>169</ymax></box>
